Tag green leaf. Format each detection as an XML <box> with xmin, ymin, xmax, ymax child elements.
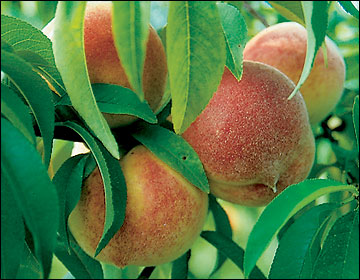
<box><xmin>1</xmin><ymin>49</ymin><xmax>54</xmax><ymax>167</ymax></box>
<box><xmin>243</xmin><ymin>179</ymin><xmax>358</xmax><ymax>278</ymax></box>
<box><xmin>1</xmin><ymin>38</ymin><xmax>14</xmax><ymax>52</ymax></box>
<box><xmin>1</xmin><ymin>117</ymin><xmax>59</xmax><ymax>278</ymax></box>
<box><xmin>1</xmin><ymin>83</ymin><xmax>36</xmax><ymax>145</ymax></box>
<box><xmin>50</xmin><ymin>139</ymin><xmax>75</xmax><ymax>175</ymax></box>
<box><xmin>59</xmin><ymin>121</ymin><xmax>127</xmax><ymax>257</ymax></box>
<box><xmin>217</xmin><ymin>2</ymin><xmax>247</xmax><ymax>80</ymax></box>
<box><xmin>288</xmin><ymin>1</ymin><xmax>329</xmax><ymax>100</ymax></box>
<box><xmin>209</xmin><ymin>194</ymin><xmax>232</xmax><ymax>276</ymax></box>
<box><xmin>353</xmin><ymin>95</ymin><xmax>359</xmax><ymax>151</ymax></box>
<box><xmin>338</xmin><ymin>1</ymin><xmax>359</xmax><ymax>20</ymax></box>
<box><xmin>1</xmin><ymin>174</ymin><xmax>25</xmax><ymax>279</ymax></box>
<box><xmin>55</xmin><ymin>233</ymin><xmax>104</xmax><ymax>279</ymax></box>
<box><xmin>58</xmin><ymin>84</ymin><xmax>158</xmax><ymax>124</ymax></box>
<box><xmin>299</xmin><ymin>209</ymin><xmax>331</xmax><ymax>279</ymax></box>
<box><xmin>269</xmin><ymin>203</ymin><xmax>337</xmax><ymax>279</ymax></box>
<box><xmin>312</xmin><ymin>208</ymin><xmax>359</xmax><ymax>279</ymax></box>
<box><xmin>132</xmin><ymin>124</ymin><xmax>210</xmax><ymax>193</ymax></box>
<box><xmin>112</xmin><ymin>1</ymin><xmax>151</xmax><ymax>101</ymax></box>
<box><xmin>52</xmin><ymin>2</ymin><xmax>120</xmax><ymax>159</ymax></box>
<box><xmin>167</xmin><ymin>1</ymin><xmax>226</xmax><ymax>134</ymax></box>
<box><xmin>268</xmin><ymin>1</ymin><xmax>305</xmax><ymax>24</ymax></box>
<box><xmin>1</xmin><ymin>14</ymin><xmax>66</xmax><ymax>96</ymax></box>
<box><xmin>171</xmin><ymin>250</ymin><xmax>191</xmax><ymax>279</ymax></box>
<box><xmin>52</xmin><ymin>154</ymin><xmax>88</xmax><ymax>250</ymax></box>
<box><xmin>138</xmin><ymin>266</ymin><xmax>156</xmax><ymax>279</ymax></box>
<box><xmin>16</xmin><ymin>242</ymin><xmax>43</xmax><ymax>279</ymax></box>
<box><xmin>201</xmin><ymin>231</ymin><xmax>265</xmax><ymax>279</ymax></box>
<box><xmin>15</xmin><ymin>50</ymin><xmax>50</xmax><ymax>68</ymax></box>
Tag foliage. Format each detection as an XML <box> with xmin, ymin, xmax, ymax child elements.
<box><xmin>1</xmin><ymin>1</ymin><xmax>359</xmax><ymax>279</ymax></box>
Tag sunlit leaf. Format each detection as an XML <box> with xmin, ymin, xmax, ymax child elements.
<box><xmin>217</xmin><ymin>2</ymin><xmax>247</xmax><ymax>80</ymax></box>
<box><xmin>58</xmin><ymin>83</ymin><xmax>157</xmax><ymax>124</ymax></box>
<box><xmin>53</xmin><ymin>1</ymin><xmax>119</xmax><ymax>159</ymax></box>
<box><xmin>112</xmin><ymin>1</ymin><xmax>150</xmax><ymax>100</ymax></box>
<box><xmin>268</xmin><ymin>1</ymin><xmax>305</xmax><ymax>24</ymax></box>
<box><xmin>1</xmin><ymin>14</ymin><xmax>66</xmax><ymax>96</ymax></box>
<box><xmin>288</xmin><ymin>1</ymin><xmax>329</xmax><ymax>100</ymax></box>
<box><xmin>132</xmin><ymin>124</ymin><xmax>210</xmax><ymax>193</ymax></box>
<box><xmin>244</xmin><ymin>179</ymin><xmax>357</xmax><ymax>278</ymax></box>
<box><xmin>167</xmin><ymin>1</ymin><xmax>226</xmax><ymax>134</ymax></box>
<box><xmin>58</xmin><ymin>121</ymin><xmax>127</xmax><ymax>256</ymax></box>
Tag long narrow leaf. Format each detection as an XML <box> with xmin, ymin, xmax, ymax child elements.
<box><xmin>52</xmin><ymin>154</ymin><xmax>88</xmax><ymax>250</ymax></box>
<box><xmin>132</xmin><ymin>124</ymin><xmax>210</xmax><ymax>193</ymax></box>
<box><xmin>52</xmin><ymin>2</ymin><xmax>119</xmax><ymax>159</ymax></box>
<box><xmin>1</xmin><ymin>117</ymin><xmax>59</xmax><ymax>277</ymax></box>
<box><xmin>58</xmin><ymin>121</ymin><xmax>127</xmax><ymax>257</ymax></box>
<box><xmin>312</xmin><ymin>208</ymin><xmax>359</xmax><ymax>279</ymax></box>
<box><xmin>1</xmin><ymin>14</ymin><xmax>66</xmax><ymax>96</ymax></box>
<box><xmin>112</xmin><ymin>1</ymin><xmax>150</xmax><ymax>100</ymax></box>
<box><xmin>1</xmin><ymin>83</ymin><xmax>36</xmax><ymax>145</ymax></box>
<box><xmin>138</xmin><ymin>266</ymin><xmax>156</xmax><ymax>279</ymax></box>
<box><xmin>171</xmin><ymin>250</ymin><xmax>191</xmax><ymax>279</ymax></box>
<box><xmin>338</xmin><ymin>1</ymin><xmax>359</xmax><ymax>19</ymax></box>
<box><xmin>1</xmin><ymin>49</ymin><xmax>54</xmax><ymax>167</ymax></box>
<box><xmin>268</xmin><ymin>1</ymin><xmax>305</xmax><ymax>24</ymax></box>
<box><xmin>167</xmin><ymin>1</ymin><xmax>226</xmax><ymax>134</ymax></box>
<box><xmin>201</xmin><ymin>231</ymin><xmax>265</xmax><ymax>279</ymax></box>
<box><xmin>288</xmin><ymin>1</ymin><xmax>329</xmax><ymax>100</ymax></box>
<box><xmin>55</xmin><ymin>233</ymin><xmax>104</xmax><ymax>279</ymax></box>
<box><xmin>209</xmin><ymin>194</ymin><xmax>232</xmax><ymax>276</ymax></box>
<box><xmin>217</xmin><ymin>2</ymin><xmax>247</xmax><ymax>80</ymax></box>
<box><xmin>353</xmin><ymin>95</ymin><xmax>359</xmax><ymax>151</ymax></box>
<box><xmin>244</xmin><ymin>179</ymin><xmax>357</xmax><ymax>278</ymax></box>
<box><xmin>269</xmin><ymin>203</ymin><xmax>337</xmax><ymax>279</ymax></box>
<box><xmin>58</xmin><ymin>83</ymin><xmax>157</xmax><ymax>124</ymax></box>
<box><xmin>1</xmin><ymin>174</ymin><xmax>25</xmax><ymax>279</ymax></box>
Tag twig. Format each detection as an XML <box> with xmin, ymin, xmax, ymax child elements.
<box><xmin>243</xmin><ymin>1</ymin><xmax>270</xmax><ymax>28</ymax></box>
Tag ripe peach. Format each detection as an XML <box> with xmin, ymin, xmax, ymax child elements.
<box><xmin>43</xmin><ymin>2</ymin><xmax>167</xmax><ymax>127</ymax></box>
<box><xmin>182</xmin><ymin>61</ymin><xmax>315</xmax><ymax>207</ymax></box>
<box><xmin>243</xmin><ymin>22</ymin><xmax>345</xmax><ymax>125</ymax></box>
<box><xmin>68</xmin><ymin>145</ymin><xmax>209</xmax><ymax>267</ymax></box>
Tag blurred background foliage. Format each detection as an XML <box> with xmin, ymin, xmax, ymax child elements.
<box><xmin>1</xmin><ymin>1</ymin><xmax>358</xmax><ymax>279</ymax></box>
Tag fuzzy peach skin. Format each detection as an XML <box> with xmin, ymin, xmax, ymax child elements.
<box><xmin>68</xmin><ymin>145</ymin><xmax>209</xmax><ymax>267</ymax></box>
<box><xmin>43</xmin><ymin>2</ymin><xmax>167</xmax><ymax>128</ymax></box>
<box><xmin>182</xmin><ymin>61</ymin><xmax>315</xmax><ymax>207</ymax></box>
<box><xmin>243</xmin><ymin>22</ymin><xmax>345</xmax><ymax>125</ymax></box>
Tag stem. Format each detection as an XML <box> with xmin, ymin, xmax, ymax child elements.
<box><xmin>243</xmin><ymin>1</ymin><xmax>270</xmax><ymax>28</ymax></box>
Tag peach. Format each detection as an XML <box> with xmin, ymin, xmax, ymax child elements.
<box><xmin>43</xmin><ymin>2</ymin><xmax>167</xmax><ymax>127</ymax></box>
<box><xmin>243</xmin><ymin>22</ymin><xmax>345</xmax><ymax>125</ymax></box>
<box><xmin>182</xmin><ymin>61</ymin><xmax>315</xmax><ymax>207</ymax></box>
<box><xmin>68</xmin><ymin>145</ymin><xmax>209</xmax><ymax>267</ymax></box>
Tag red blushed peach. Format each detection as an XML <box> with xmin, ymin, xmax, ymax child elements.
<box><xmin>243</xmin><ymin>22</ymin><xmax>345</xmax><ymax>125</ymax></box>
<box><xmin>182</xmin><ymin>61</ymin><xmax>315</xmax><ymax>207</ymax></box>
<box><xmin>68</xmin><ymin>145</ymin><xmax>209</xmax><ymax>267</ymax></box>
<box><xmin>43</xmin><ymin>2</ymin><xmax>168</xmax><ymax>128</ymax></box>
